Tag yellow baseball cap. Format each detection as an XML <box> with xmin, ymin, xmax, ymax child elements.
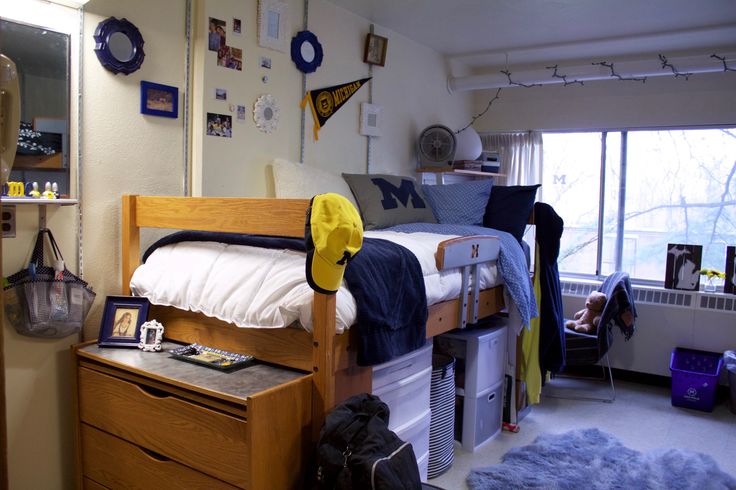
<box><xmin>305</xmin><ymin>193</ymin><xmax>363</xmax><ymax>294</ymax></box>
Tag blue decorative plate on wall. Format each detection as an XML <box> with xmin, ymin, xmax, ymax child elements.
<box><xmin>291</xmin><ymin>30</ymin><xmax>323</xmax><ymax>74</ymax></box>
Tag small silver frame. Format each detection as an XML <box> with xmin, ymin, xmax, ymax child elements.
<box><xmin>138</xmin><ymin>320</ymin><xmax>164</xmax><ymax>352</ymax></box>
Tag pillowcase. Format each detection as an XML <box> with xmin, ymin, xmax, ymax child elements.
<box><xmin>271</xmin><ymin>158</ymin><xmax>358</xmax><ymax>209</ymax></box>
<box><xmin>421</xmin><ymin>179</ymin><xmax>493</xmax><ymax>226</ymax></box>
<box><xmin>483</xmin><ymin>184</ymin><xmax>541</xmax><ymax>242</ymax></box>
<box><xmin>342</xmin><ymin>173</ymin><xmax>437</xmax><ymax>230</ymax></box>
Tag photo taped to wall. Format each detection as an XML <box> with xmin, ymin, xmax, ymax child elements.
<box><xmin>206</xmin><ymin>112</ymin><xmax>232</xmax><ymax>138</ymax></box>
<box><xmin>208</xmin><ymin>17</ymin><xmax>226</xmax><ymax>51</ymax></box>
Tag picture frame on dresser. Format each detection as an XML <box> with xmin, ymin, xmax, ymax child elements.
<box><xmin>97</xmin><ymin>296</ymin><xmax>150</xmax><ymax>347</ymax></box>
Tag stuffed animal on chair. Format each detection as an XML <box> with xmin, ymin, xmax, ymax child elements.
<box><xmin>565</xmin><ymin>291</ymin><xmax>607</xmax><ymax>334</ymax></box>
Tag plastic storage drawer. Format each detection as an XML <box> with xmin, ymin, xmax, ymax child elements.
<box><xmin>393</xmin><ymin>408</ymin><xmax>431</xmax><ymax>479</ymax></box>
<box><xmin>436</xmin><ymin>322</ymin><xmax>507</xmax><ymax>397</ymax></box>
<box><xmin>670</xmin><ymin>347</ymin><xmax>723</xmax><ymax>412</ymax></box>
<box><xmin>454</xmin><ymin>380</ymin><xmax>503</xmax><ymax>452</ymax></box>
<box><xmin>372</xmin><ymin>341</ymin><xmax>432</xmax><ymax>391</ymax></box>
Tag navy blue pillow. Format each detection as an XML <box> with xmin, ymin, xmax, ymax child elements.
<box><xmin>482</xmin><ymin>184</ymin><xmax>540</xmax><ymax>242</ymax></box>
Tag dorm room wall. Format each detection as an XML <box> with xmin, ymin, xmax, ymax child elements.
<box><xmin>3</xmin><ymin>0</ymin><xmax>474</xmax><ymax>487</ymax></box>
<box><xmin>471</xmin><ymin>71</ymin><xmax>736</xmax><ymax>377</ymax></box>
<box><xmin>194</xmin><ymin>0</ymin><xmax>474</xmax><ymax>197</ymax></box>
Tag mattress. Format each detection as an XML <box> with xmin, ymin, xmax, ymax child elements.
<box><xmin>130</xmin><ymin>230</ymin><xmax>500</xmax><ymax>334</ymax></box>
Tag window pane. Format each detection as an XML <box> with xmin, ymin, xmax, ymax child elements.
<box><xmin>542</xmin><ymin>133</ymin><xmax>602</xmax><ymax>274</ymax></box>
<box><xmin>624</xmin><ymin>129</ymin><xmax>736</xmax><ymax>282</ymax></box>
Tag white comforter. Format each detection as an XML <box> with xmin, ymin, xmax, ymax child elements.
<box><xmin>130</xmin><ymin>230</ymin><xmax>500</xmax><ymax>333</ymax></box>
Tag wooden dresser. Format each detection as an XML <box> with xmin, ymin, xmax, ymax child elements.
<box><xmin>73</xmin><ymin>341</ymin><xmax>312</xmax><ymax>489</ymax></box>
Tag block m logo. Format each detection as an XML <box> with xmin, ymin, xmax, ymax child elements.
<box><xmin>471</xmin><ymin>244</ymin><xmax>479</xmax><ymax>258</ymax></box>
<box><xmin>371</xmin><ymin>178</ymin><xmax>427</xmax><ymax>210</ymax></box>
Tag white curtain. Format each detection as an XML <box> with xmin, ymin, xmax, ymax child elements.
<box><xmin>480</xmin><ymin>131</ymin><xmax>543</xmax><ymax>190</ymax></box>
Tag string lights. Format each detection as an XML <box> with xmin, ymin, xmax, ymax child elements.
<box><xmin>546</xmin><ymin>65</ymin><xmax>584</xmax><ymax>86</ymax></box>
<box><xmin>501</xmin><ymin>69</ymin><xmax>542</xmax><ymax>88</ymax></box>
<box><xmin>592</xmin><ymin>61</ymin><xmax>647</xmax><ymax>83</ymax></box>
<box><xmin>658</xmin><ymin>54</ymin><xmax>692</xmax><ymax>79</ymax></box>
<box><xmin>711</xmin><ymin>54</ymin><xmax>736</xmax><ymax>72</ymax></box>
<box><xmin>456</xmin><ymin>88</ymin><xmax>502</xmax><ymax>133</ymax></box>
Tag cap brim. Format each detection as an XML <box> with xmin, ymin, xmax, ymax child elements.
<box><xmin>306</xmin><ymin>247</ymin><xmax>345</xmax><ymax>295</ymax></box>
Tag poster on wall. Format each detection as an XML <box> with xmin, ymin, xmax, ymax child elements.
<box><xmin>206</xmin><ymin>113</ymin><xmax>232</xmax><ymax>138</ymax></box>
<box><xmin>664</xmin><ymin>243</ymin><xmax>702</xmax><ymax>291</ymax></box>
<box><xmin>725</xmin><ymin>246</ymin><xmax>736</xmax><ymax>295</ymax></box>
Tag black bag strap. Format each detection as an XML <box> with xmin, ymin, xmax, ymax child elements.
<box><xmin>30</xmin><ymin>228</ymin><xmax>65</xmax><ymax>268</ymax></box>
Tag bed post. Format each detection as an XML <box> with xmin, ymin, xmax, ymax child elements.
<box><xmin>311</xmin><ymin>292</ymin><xmax>336</xmax><ymax>439</ymax></box>
<box><xmin>122</xmin><ymin>195</ymin><xmax>141</xmax><ymax>295</ymax></box>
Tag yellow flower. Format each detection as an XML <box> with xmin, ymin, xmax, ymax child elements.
<box><xmin>699</xmin><ymin>268</ymin><xmax>725</xmax><ymax>279</ymax></box>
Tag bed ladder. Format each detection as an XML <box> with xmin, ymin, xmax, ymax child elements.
<box><xmin>435</xmin><ymin>235</ymin><xmax>501</xmax><ymax>329</ymax></box>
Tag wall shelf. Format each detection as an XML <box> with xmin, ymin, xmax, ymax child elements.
<box><xmin>1</xmin><ymin>198</ymin><xmax>78</xmax><ymax>229</ymax></box>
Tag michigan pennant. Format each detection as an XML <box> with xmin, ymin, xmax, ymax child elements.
<box><xmin>301</xmin><ymin>77</ymin><xmax>371</xmax><ymax>140</ymax></box>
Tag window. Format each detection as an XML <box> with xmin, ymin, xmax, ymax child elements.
<box><xmin>543</xmin><ymin>128</ymin><xmax>736</xmax><ymax>284</ymax></box>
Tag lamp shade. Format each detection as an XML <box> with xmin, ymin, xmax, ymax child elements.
<box><xmin>453</xmin><ymin>126</ymin><xmax>482</xmax><ymax>161</ymax></box>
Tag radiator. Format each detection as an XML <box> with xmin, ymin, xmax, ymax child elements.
<box><xmin>561</xmin><ymin>280</ymin><xmax>736</xmax><ymax>378</ymax></box>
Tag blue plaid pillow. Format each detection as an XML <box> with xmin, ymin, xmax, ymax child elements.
<box><xmin>421</xmin><ymin>179</ymin><xmax>493</xmax><ymax>226</ymax></box>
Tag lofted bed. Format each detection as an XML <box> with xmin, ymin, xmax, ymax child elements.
<box><xmin>119</xmin><ymin>194</ymin><xmax>517</xmax><ymax>433</ymax></box>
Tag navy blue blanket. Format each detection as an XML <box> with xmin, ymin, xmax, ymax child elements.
<box><xmin>143</xmin><ymin>231</ymin><xmax>427</xmax><ymax>366</ymax></box>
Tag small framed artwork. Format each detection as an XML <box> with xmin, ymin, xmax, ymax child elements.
<box><xmin>140</xmin><ymin>81</ymin><xmax>178</xmax><ymax>118</ymax></box>
<box><xmin>138</xmin><ymin>320</ymin><xmax>164</xmax><ymax>352</ymax></box>
<box><xmin>360</xmin><ymin>103</ymin><xmax>381</xmax><ymax>137</ymax></box>
<box><xmin>664</xmin><ymin>243</ymin><xmax>702</xmax><ymax>291</ymax></box>
<box><xmin>97</xmin><ymin>296</ymin><xmax>150</xmax><ymax>347</ymax></box>
<box><xmin>364</xmin><ymin>33</ymin><xmax>388</xmax><ymax>66</ymax></box>
<box><xmin>258</xmin><ymin>0</ymin><xmax>289</xmax><ymax>53</ymax></box>
<box><xmin>725</xmin><ymin>246</ymin><xmax>736</xmax><ymax>295</ymax></box>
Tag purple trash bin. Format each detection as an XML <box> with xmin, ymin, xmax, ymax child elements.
<box><xmin>669</xmin><ymin>347</ymin><xmax>723</xmax><ymax>412</ymax></box>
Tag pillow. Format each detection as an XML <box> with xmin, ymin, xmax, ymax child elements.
<box><xmin>421</xmin><ymin>179</ymin><xmax>493</xmax><ymax>226</ymax></box>
<box><xmin>342</xmin><ymin>173</ymin><xmax>437</xmax><ymax>230</ymax></box>
<box><xmin>483</xmin><ymin>184</ymin><xmax>541</xmax><ymax>242</ymax></box>
<box><xmin>271</xmin><ymin>158</ymin><xmax>358</xmax><ymax>208</ymax></box>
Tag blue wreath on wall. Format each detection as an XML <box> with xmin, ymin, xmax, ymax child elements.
<box><xmin>291</xmin><ymin>30</ymin><xmax>323</xmax><ymax>74</ymax></box>
<box><xmin>93</xmin><ymin>17</ymin><xmax>145</xmax><ymax>75</ymax></box>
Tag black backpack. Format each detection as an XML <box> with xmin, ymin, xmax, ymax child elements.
<box><xmin>312</xmin><ymin>393</ymin><xmax>422</xmax><ymax>490</ymax></box>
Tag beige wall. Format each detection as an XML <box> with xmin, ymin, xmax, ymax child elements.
<box><xmin>195</xmin><ymin>0</ymin><xmax>474</xmax><ymax>197</ymax></box>
<box><xmin>471</xmin><ymin>72</ymin><xmax>736</xmax><ymax>132</ymax></box>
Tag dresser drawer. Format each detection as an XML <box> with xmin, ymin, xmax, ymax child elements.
<box><xmin>78</xmin><ymin>367</ymin><xmax>248</xmax><ymax>488</ymax></box>
<box><xmin>81</xmin><ymin>424</ymin><xmax>238</xmax><ymax>489</ymax></box>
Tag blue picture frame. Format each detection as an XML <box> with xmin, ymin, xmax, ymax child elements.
<box><xmin>140</xmin><ymin>81</ymin><xmax>178</xmax><ymax>118</ymax></box>
<box><xmin>97</xmin><ymin>296</ymin><xmax>150</xmax><ymax>347</ymax></box>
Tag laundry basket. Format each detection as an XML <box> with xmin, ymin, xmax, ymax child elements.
<box><xmin>428</xmin><ymin>354</ymin><xmax>455</xmax><ymax>479</ymax></box>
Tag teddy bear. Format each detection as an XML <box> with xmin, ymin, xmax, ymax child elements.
<box><xmin>565</xmin><ymin>291</ymin><xmax>607</xmax><ymax>334</ymax></box>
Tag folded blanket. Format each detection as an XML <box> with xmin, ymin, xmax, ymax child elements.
<box><xmin>143</xmin><ymin>231</ymin><xmax>426</xmax><ymax>366</ymax></box>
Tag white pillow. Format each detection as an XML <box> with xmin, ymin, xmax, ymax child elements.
<box><xmin>271</xmin><ymin>158</ymin><xmax>358</xmax><ymax>208</ymax></box>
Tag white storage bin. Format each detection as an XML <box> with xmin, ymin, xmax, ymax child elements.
<box><xmin>417</xmin><ymin>450</ymin><xmax>429</xmax><ymax>482</ymax></box>
<box><xmin>436</xmin><ymin>321</ymin><xmax>507</xmax><ymax>398</ymax></box>
<box><xmin>373</xmin><ymin>365</ymin><xmax>432</xmax><ymax>430</ymax></box>
<box><xmin>393</xmin><ymin>408</ymin><xmax>431</xmax><ymax>464</ymax></box>
<box><xmin>372</xmin><ymin>341</ymin><xmax>432</xmax><ymax>391</ymax></box>
<box><xmin>454</xmin><ymin>380</ymin><xmax>503</xmax><ymax>452</ymax></box>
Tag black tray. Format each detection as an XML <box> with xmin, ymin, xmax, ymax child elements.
<box><xmin>169</xmin><ymin>343</ymin><xmax>255</xmax><ymax>371</ymax></box>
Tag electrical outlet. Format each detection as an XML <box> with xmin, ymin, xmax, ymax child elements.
<box><xmin>2</xmin><ymin>205</ymin><xmax>16</xmax><ymax>238</ymax></box>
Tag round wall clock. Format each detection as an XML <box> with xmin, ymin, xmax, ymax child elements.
<box><xmin>253</xmin><ymin>94</ymin><xmax>280</xmax><ymax>133</ymax></box>
<box><xmin>93</xmin><ymin>17</ymin><xmax>145</xmax><ymax>75</ymax></box>
<box><xmin>290</xmin><ymin>30</ymin><xmax>323</xmax><ymax>74</ymax></box>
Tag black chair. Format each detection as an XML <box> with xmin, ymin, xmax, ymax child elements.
<box><xmin>547</xmin><ymin>272</ymin><xmax>637</xmax><ymax>403</ymax></box>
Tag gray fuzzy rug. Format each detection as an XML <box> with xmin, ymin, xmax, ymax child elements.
<box><xmin>467</xmin><ymin>428</ymin><xmax>736</xmax><ymax>490</ymax></box>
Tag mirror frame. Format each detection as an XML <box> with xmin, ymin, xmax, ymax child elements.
<box><xmin>93</xmin><ymin>17</ymin><xmax>145</xmax><ymax>75</ymax></box>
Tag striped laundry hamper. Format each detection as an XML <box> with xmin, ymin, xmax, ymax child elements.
<box><xmin>427</xmin><ymin>354</ymin><xmax>455</xmax><ymax>479</ymax></box>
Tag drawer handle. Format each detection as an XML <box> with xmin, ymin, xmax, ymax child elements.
<box><xmin>139</xmin><ymin>446</ymin><xmax>171</xmax><ymax>463</ymax></box>
<box><xmin>487</xmin><ymin>392</ymin><xmax>496</xmax><ymax>403</ymax></box>
<box><xmin>137</xmin><ymin>384</ymin><xmax>171</xmax><ymax>399</ymax></box>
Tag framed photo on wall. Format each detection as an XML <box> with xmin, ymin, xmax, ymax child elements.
<box><xmin>98</xmin><ymin>296</ymin><xmax>150</xmax><ymax>347</ymax></box>
<box><xmin>664</xmin><ymin>243</ymin><xmax>702</xmax><ymax>291</ymax></box>
<box><xmin>363</xmin><ymin>33</ymin><xmax>388</xmax><ymax>66</ymax></box>
<box><xmin>140</xmin><ymin>81</ymin><xmax>178</xmax><ymax>118</ymax></box>
<box><xmin>258</xmin><ymin>0</ymin><xmax>289</xmax><ymax>52</ymax></box>
<box><xmin>725</xmin><ymin>246</ymin><xmax>736</xmax><ymax>295</ymax></box>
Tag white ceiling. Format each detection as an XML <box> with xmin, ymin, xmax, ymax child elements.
<box><xmin>325</xmin><ymin>0</ymin><xmax>736</xmax><ymax>68</ymax></box>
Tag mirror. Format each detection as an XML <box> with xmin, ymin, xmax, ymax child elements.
<box><xmin>93</xmin><ymin>17</ymin><xmax>145</xmax><ymax>75</ymax></box>
<box><xmin>0</xmin><ymin>19</ymin><xmax>70</xmax><ymax>197</ymax></box>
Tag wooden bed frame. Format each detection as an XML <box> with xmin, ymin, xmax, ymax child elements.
<box><xmin>121</xmin><ymin>195</ymin><xmax>507</xmax><ymax>432</ymax></box>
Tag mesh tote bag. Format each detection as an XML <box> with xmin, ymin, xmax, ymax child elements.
<box><xmin>4</xmin><ymin>228</ymin><xmax>95</xmax><ymax>338</ymax></box>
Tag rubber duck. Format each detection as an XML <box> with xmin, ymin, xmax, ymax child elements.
<box><xmin>41</xmin><ymin>181</ymin><xmax>55</xmax><ymax>199</ymax></box>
